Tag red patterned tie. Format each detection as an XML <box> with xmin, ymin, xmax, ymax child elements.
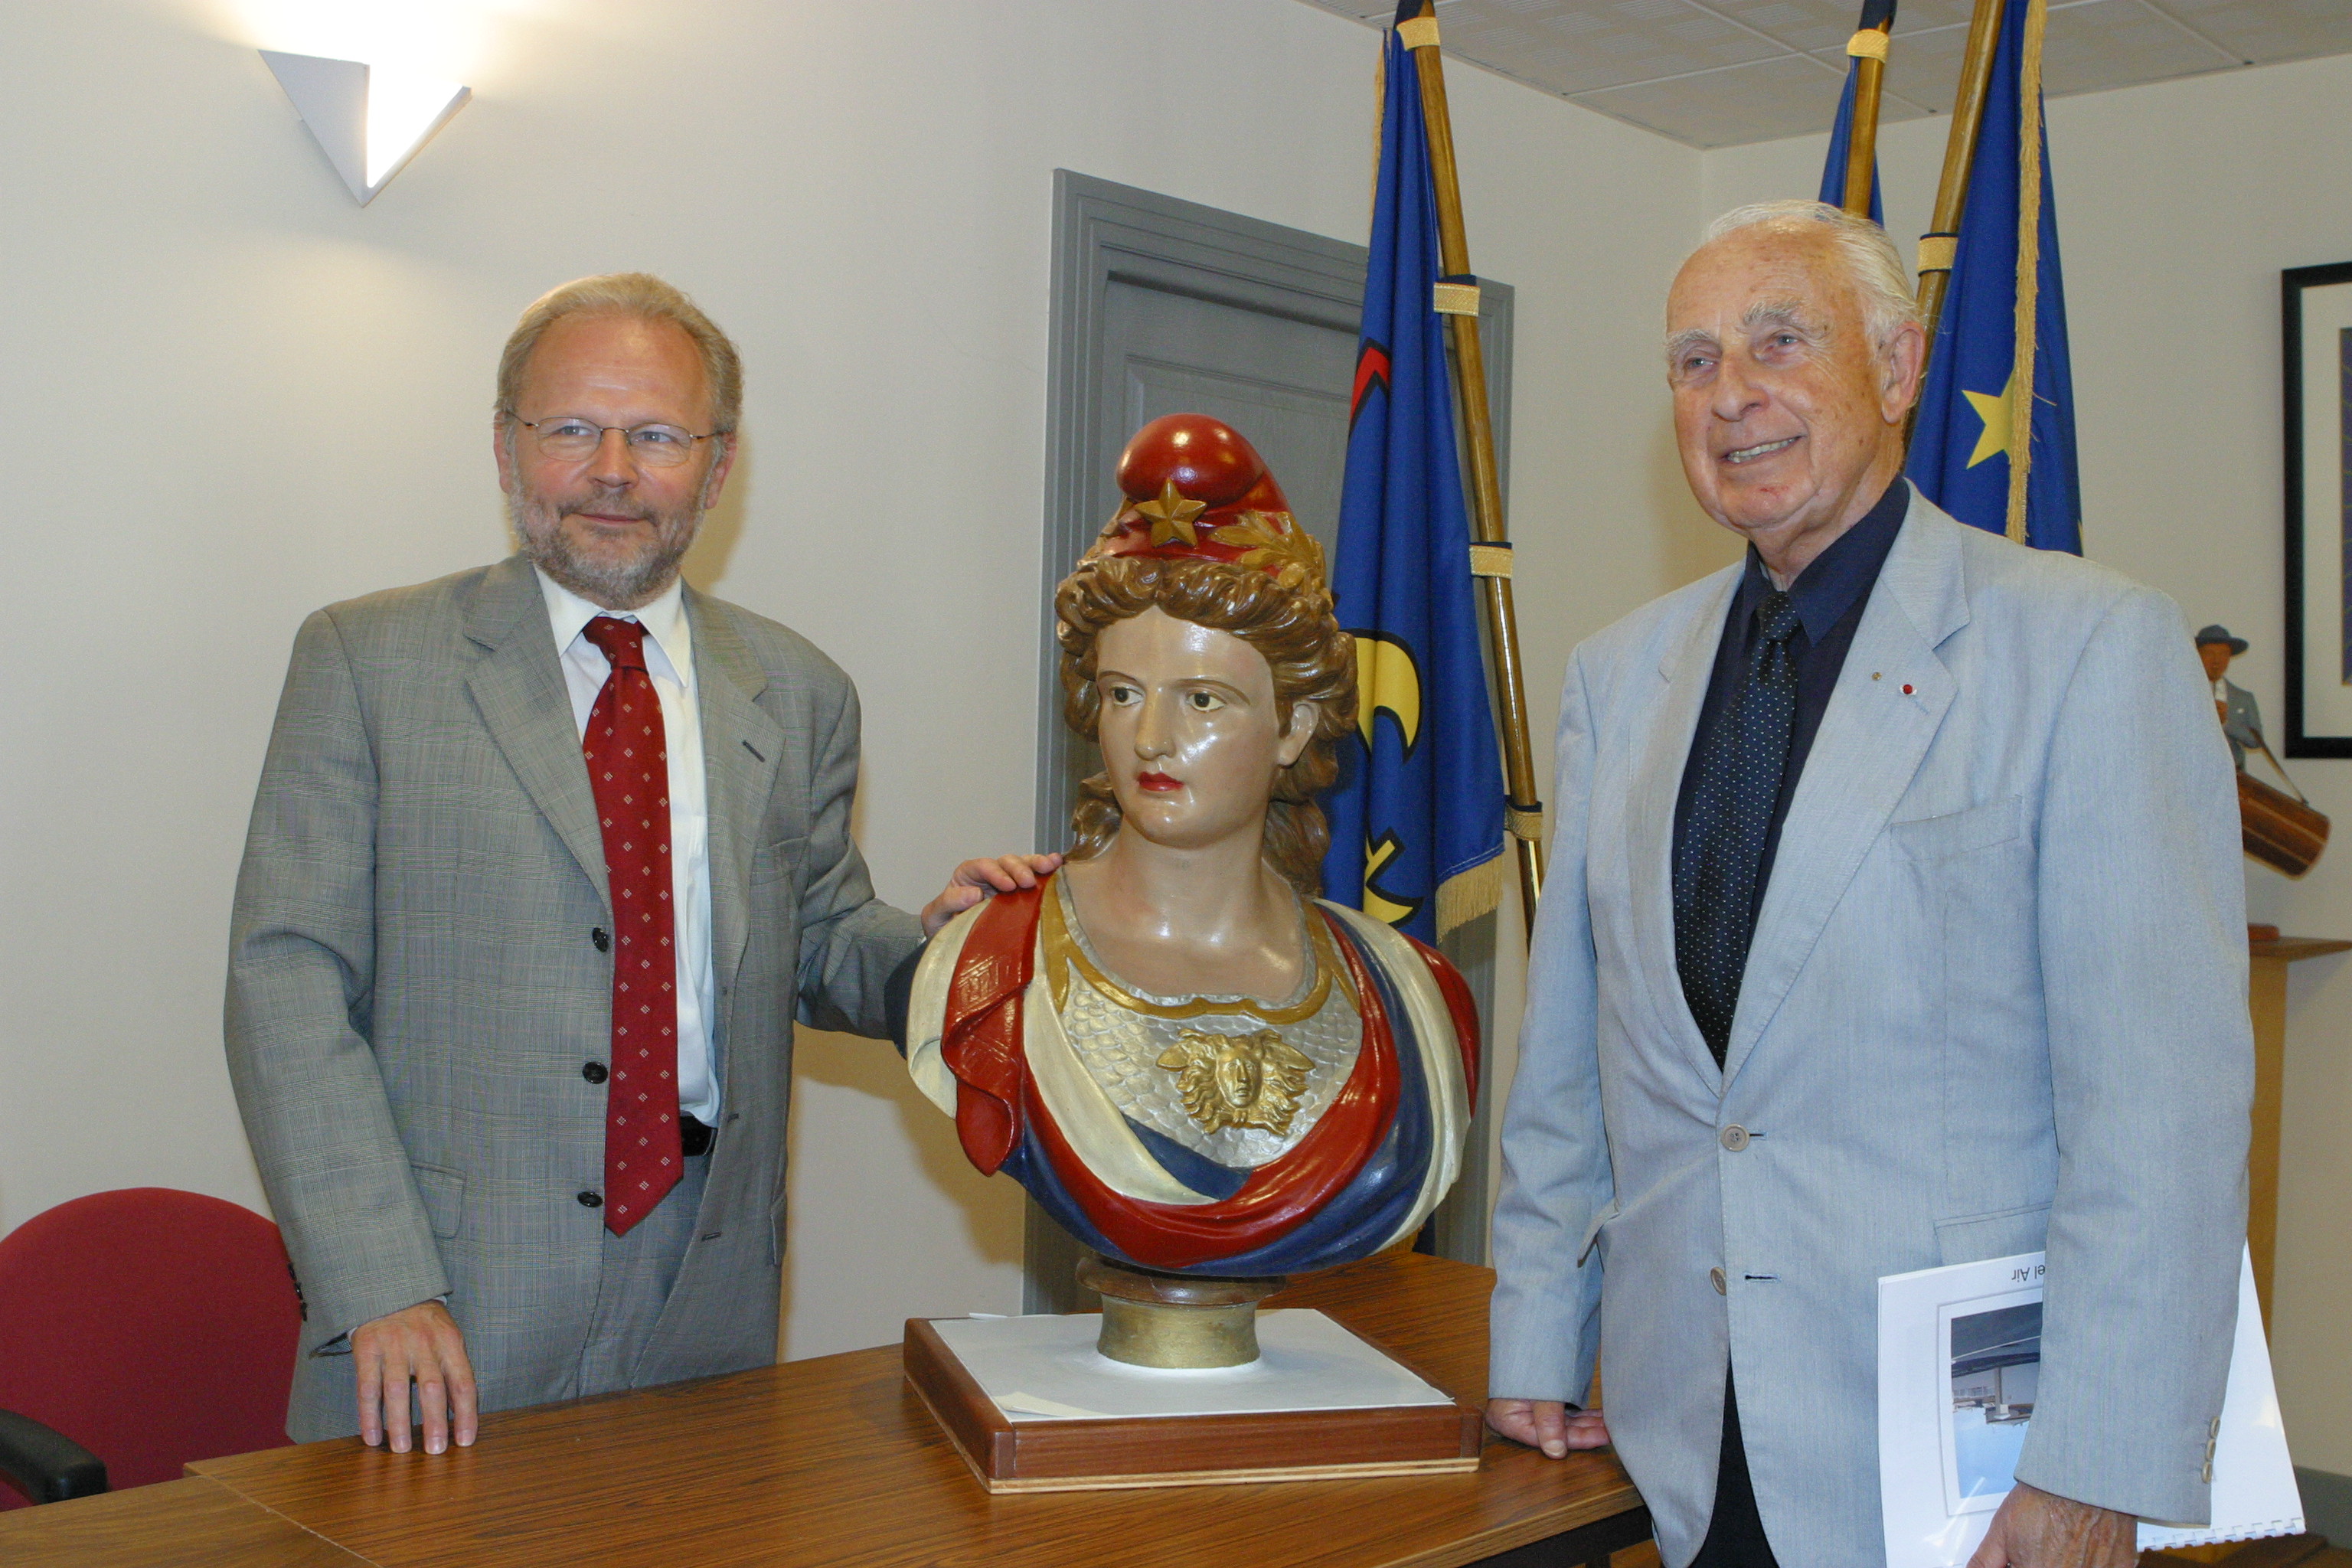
<box><xmin>580</xmin><ymin>616</ymin><xmax>681</xmax><ymax>1236</ymax></box>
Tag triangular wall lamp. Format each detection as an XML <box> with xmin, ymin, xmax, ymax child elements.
<box><xmin>262</xmin><ymin>51</ymin><xmax>471</xmax><ymax>206</ymax></box>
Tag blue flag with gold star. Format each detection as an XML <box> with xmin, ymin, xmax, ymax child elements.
<box><xmin>1318</xmin><ymin>6</ymin><xmax>1504</xmax><ymax>944</ymax></box>
<box><xmin>1906</xmin><ymin>0</ymin><xmax>2081</xmax><ymax>553</ymax></box>
<box><xmin>1817</xmin><ymin>0</ymin><xmax>1889</xmax><ymax>224</ymax></box>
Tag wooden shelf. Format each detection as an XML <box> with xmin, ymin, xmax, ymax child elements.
<box><xmin>2249</xmin><ymin>937</ymin><xmax>2352</xmax><ymax>962</ymax></box>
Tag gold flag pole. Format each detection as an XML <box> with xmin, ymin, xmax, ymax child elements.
<box><xmin>1913</xmin><ymin>0</ymin><xmax>2008</xmax><ymax>361</ymax></box>
<box><xmin>1840</xmin><ymin>1</ymin><xmax>1896</xmax><ymax>217</ymax></box>
<box><xmin>1399</xmin><ymin>2</ymin><xmax>1545</xmax><ymax>942</ymax></box>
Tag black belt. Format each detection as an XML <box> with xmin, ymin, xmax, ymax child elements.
<box><xmin>680</xmin><ymin>1114</ymin><xmax>715</xmax><ymax>1158</ymax></box>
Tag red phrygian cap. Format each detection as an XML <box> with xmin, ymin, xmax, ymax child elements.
<box><xmin>1087</xmin><ymin>413</ymin><xmax>1325</xmax><ymax>585</ymax></box>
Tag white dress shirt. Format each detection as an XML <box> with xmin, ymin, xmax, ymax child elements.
<box><xmin>536</xmin><ymin>568</ymin><xmax>720</xmax><ymax>1123</ymax></box>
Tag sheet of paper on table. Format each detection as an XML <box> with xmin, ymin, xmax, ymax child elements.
<box><xmin>1878</xmin><ymin>1246</ymin><xmax>2302</xmax><ymax>1566</ymax></box>
<box><xmin>929</xmin><ymin>1308</ymin><xmax>1458</xmax><ymax>1422</ymax></box>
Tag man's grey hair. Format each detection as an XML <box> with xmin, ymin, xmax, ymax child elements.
<box><xmin>1700</xmin><ymin>199</ymin><xmax>1923</xmax><ymax>350</ymax></box>
<box><xmin>496</xmin><ymin>273</ymin><xmax>743</xmax><ymax>433</ymax></box>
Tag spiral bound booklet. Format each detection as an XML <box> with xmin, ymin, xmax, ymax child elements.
<box><xmin>1877</xmin><ymin>1246</ymin><xmax>2302</xmax><ymax>1565</ymax></box>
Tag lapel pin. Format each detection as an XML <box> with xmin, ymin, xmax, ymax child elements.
<box><xmin>1901</xmin><ymin>683</ymin><xmax>1916</xmax><ymax>696</ymax></box>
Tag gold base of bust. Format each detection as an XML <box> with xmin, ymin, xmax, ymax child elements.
<box><xmin>1076</xmin><ymin>1256</ymin><xmax>1287</xmax><ymax>1369</ymax></box>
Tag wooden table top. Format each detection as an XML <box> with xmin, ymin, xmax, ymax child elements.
<box><xmin>155</xmin><ymin>1250</ymin><xmax>1638</xmax><ymax>1568</ymax></box>
<box><xmin>0</xmin><ymin>1477</ymin><xmax>368</xmax><ymax>1567</ymax></box>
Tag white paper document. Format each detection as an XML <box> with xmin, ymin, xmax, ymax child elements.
<box><xmin>1877</xmin><ymin>1246</ymin><xmax>2301</xmax><ymax>1564</ymax></box>
<box><xmin>927</xmin><ymin>1308</ymin><xmax>1457</xmax><ymax>1423</ymax></box>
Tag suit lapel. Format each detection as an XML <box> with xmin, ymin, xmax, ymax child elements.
<box><xmin>1627</xmin><ymin>567</ymin><xmax>1743</xmax><ymax>1093</ymax></box>
<box><xmin>1721</xmin><ymin>497</ymin><xmax>1971</xmax><ymax>1084</ymax></box>
<box><xmin>463</xmin><ymin>557</ymin><xmax>610</xmax><ymax>910</ymax></box>
<box><xmin>688</xmin><ymin>590</ymin><xmax>786</xmax><ymax>1002</ymax></box>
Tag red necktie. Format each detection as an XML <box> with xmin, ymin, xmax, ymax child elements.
<box><xmin>580</xmin><ymin>616</ymin><xmax>681</xmax><ymax>1236</ymax></box>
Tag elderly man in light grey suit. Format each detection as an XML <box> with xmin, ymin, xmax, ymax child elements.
<box><xmin>1486</xmin><ymin>203</ymin><xmax>2249</xmax><ymax>1568</ymax></box>
<box><xmin>227</xmin><ymin>273</ymin><xmax>1051</xmax><ymax>1457</ymax></box>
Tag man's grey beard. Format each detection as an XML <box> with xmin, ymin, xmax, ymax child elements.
<box><xmin>507</xmin><ymin>483</ymin><xmax>702</xmax><ymax>610</ymax></box>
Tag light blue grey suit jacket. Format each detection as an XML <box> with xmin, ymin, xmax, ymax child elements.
<box><xmin>226</xmin><ymin>555</ymin><xmax>921</xmax><ymax>1440</ymax></box>
<box><xmin>1489</xmin><ymin>493</ymin><xmax>2251</xmax><ymax>1566</ymax></box>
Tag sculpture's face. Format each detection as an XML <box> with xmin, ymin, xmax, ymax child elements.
<box><xmin>2200</xmin><ymin>642</ymin><xmax>2233</xmax><ymax>682</ymax></box>
<box><xmin>1093</xmin><ymin>605</ymin><xmax>1316</xmax><ymax>854</ymax></box>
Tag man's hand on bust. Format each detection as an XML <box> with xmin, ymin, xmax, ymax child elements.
<box><xmin>351</xmin><ymin>1300</ymin><xmax>478</xmax><ymax>1455</ymax></box>
<box><xmin>921</xmin><ymin>853</ymin><xmax>1065</xmax><ymax>936</ymax></box>
<box><xmin>1485</xmin><ymin>1398</ymin><xmax>1612</xmax><ymax>1459</ymax></box>
<box><xmin>1968</xmin><ymin>1481</ymin><xmax>2138</xmax><ymax>1568</ymax></box>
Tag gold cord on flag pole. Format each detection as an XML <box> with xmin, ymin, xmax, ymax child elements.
<box><xmin>1403</xmin><ymin>0</ymin><xmax>1545</xmax><ymax>941</ymax></box>
<box><xmin>2004</xmin><ymin>0</ymin><xmax>2047</xmax><ymax>543</ymax></box>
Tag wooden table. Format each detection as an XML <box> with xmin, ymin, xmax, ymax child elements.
<box><xmin>0</xmin><ymin>1477</ymin><xmax>367</xmax><ymax>1566</ymax></box>
<box><xmin>1</xmin><ymin>1251</ymin><xmax>1646</xmax><ymax>1567</ymax></box>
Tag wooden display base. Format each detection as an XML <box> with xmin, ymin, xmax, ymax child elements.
<box><xmin>903</xmin><ymin>1315</ymin><xmax>1482</xmax><ymax>1493</ymax></box>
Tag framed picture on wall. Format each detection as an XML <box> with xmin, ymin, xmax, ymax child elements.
<box><xmin>2285</xmin><ymin>260</ymin><xmax>2352</xmax><ymax>757</ymax></box>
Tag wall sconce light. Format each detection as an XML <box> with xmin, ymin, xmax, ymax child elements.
<box><xmin>262</xmin><ymin>50</ymin><xmax>470</xmax><ymax>206</ymax></box>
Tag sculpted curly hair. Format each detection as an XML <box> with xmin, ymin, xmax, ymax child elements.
<box><xmin>1056</xmin><ymin>554</ymin><xmax>1357</xmax><ymax>896</ymax></box>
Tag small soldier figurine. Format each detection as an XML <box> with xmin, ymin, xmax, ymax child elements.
<box><xmin>2194</xmin><ymin>624</ymin><xmax>2260</xmax><ymax>770</ymax></box>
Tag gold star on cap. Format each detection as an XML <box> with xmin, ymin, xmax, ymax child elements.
<box><xmin>1132</xmin><ymin>479</ymin><xmax>1208</xmax><ymax>547</ymax></box>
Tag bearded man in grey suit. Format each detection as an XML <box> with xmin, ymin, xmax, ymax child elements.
<box><xmin>1485</xmin><ymin>203</ymin><xmax>2249</xmax><ymax>1568</ymax></box>
<box><xmin>227</xmin><ymin>273</ymin><xmax>1053</xmax><ymax>1458</ymax></box>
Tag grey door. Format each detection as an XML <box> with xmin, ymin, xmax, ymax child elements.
<box><xmin>1027</xmin><ymin>170</ymin><xmax>1513</xmax><ymax>1308</ymax></box>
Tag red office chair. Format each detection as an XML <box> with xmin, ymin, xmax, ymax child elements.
<box><xmin>0</xmin><ymin>1188</ymin><xmax>301</xmax><ymax>1507</ymax></box>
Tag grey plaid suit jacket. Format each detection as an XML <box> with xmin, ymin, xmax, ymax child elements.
<box><xmin>226</xmin><ymin>554</ymin><xmax>921</xmax><ymax>1441</ymax></box>
<box><xmin>1489</xmin><ymin>494</ymin><xmax>2252</xmax><ymax>1566</ymax></box>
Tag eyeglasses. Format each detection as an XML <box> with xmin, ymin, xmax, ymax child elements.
<box><xmin>505</xmin><ymin>411</ymin><xmax>724</xmax><ymax>469</ymax></box>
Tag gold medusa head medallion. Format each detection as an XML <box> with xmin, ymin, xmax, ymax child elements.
<box><xmin>1155</xmin><ymin>1028</ymin><xmax>1317</xmax><ymax>1138</ymax></box>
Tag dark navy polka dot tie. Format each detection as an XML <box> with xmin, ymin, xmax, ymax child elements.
<box><xmin>580</xmin><ymin>615</ymin><xmax>680</xmax><ymax>1235</ymax></box>
<box><xmin>1674</xmin><ymin>590</ymin><xmax>1802</xmax><ymax>1066</ymax></box>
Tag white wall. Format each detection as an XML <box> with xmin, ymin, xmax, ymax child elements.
<box><xmin>1706</xmin><ymin>51</ymin><xmax>2352</xmax><ymax>1476</ymax></box>
<box><xmin>0</xmin><ymin>0</ymin><xmax>1700</xmax><ymax>1363</ymax></box>
<box><xmin>23</xmin><ymin>0</ymin><xmax>2331</xmax><ymax>1462</ymax></box>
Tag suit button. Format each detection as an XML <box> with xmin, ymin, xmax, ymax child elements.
<box><xmin>582</xmin><ymin>1062</ymin><xmax>608</xmax><ymax>1084</ymax></box>
<box><xmin>1710</xmin><ymin>1266</ymin><xmax>1727</xmax><ymax>1295</ymax></box>
<box><xmin>577</xmin><ymin>1191</ymin><xmax>603</xmax><ymax>1209</ymax></box>
<box><xmin>1720</xmin><ymin>1125</ymin><xmax>1750</xmax><ymax>1152</ymax></box>
<box><xmin>592</xmin><ymin>927</ymin><xmax>611</xmax><ymax>952</ymax></box>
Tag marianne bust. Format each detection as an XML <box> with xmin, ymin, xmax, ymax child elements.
<box><xmin>906</xmin><ymin>413</ymin><xmax>1477</xmax><ymax>1280</ymax></box>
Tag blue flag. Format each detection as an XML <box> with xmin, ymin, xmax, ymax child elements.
<box><xmin>1906</xmin><ymin>0</ymin><xmax>2082</xmax><ymax>553</ymax></box>
<box><xmin>1318</xmin><ymin>9</ymin><xmax>1504</xmax><ymax>945</ymax></box>
<box><xmin>1818</xmin><ymin>2</ymin><xmax>1890</xmax><ymax>225</ymax></box>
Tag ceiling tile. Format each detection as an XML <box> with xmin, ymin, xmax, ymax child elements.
<box><xmin>1802</xmin><ymin>47</ymin><xmax>1943</xmax><ymax>119</ymax></box>
<box><xmin>2151</xmin><ymin>0</ymin><xmax>2352</xmax><ymax>64</ymax></box>
<box><xmin>1288</xmin><ymin>0</ymin><xmax>2352</xmax><ymax>146</ymax></box>
<box><xmin>1873</xmin><ymin>17</ymin><xmax>1973</xmax><ymax>112</ymax></box>
<box><xmin>1444</xmin><ymin>0</ymin><xmax>1795</xmax><ymax>93</ymax></box>
<box><xmin>2039</xmin><ymin>0</ymin><xmax>2239</xmax><ymax>94</ymax></box>
<box><xmin>1696</xmin><ymin>0</ymin><xmax>1880</xmax><ymax>54</ymax></box>
<box><xmin>1570</xmin><ymin>50</ymin><xmax>1851</xmax><ymax>144</ymax></box>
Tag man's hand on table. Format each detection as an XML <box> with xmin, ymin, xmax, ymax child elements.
<box><xmin>352</xmin><ymin>1300</ymin><xmax>478</xmax><ymax>1455</ymax></box>
<box><xmin>1968</xmin><ymin>1481</ymin><xmax>2138</xmax><ymax>1568</ymax></box>
<box><xmin>1486</xmin><ymin>1398</ymin><xmax>1612</xmax><ymax>1458</ymax></box>
<box><xmin>921</xmin><ymin>853</ymin><xmax>1064</xmax><ymax>936</ymax></box>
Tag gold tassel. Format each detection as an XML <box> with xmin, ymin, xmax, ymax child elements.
<box><xmin>2005</xmin><ymin>0</ymin><xmax>2048</xmax><ymax>544</ymax></box>
<box><xmin>1434</xmin><ymin>851</ymin><xmax>1504</xmax><ymax>939</ymax></box>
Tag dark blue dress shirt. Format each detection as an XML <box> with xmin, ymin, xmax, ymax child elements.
<box><xmin>1672</xmin><ymin>479</ymin><xmax>1910</xmax><ymax>927</ymax></box>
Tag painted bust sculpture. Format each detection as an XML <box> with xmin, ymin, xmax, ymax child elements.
<box><xmin>906</xmin><ymin>413</ymin><xmax>1478</xmax><ymax>1290</ymax></box>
